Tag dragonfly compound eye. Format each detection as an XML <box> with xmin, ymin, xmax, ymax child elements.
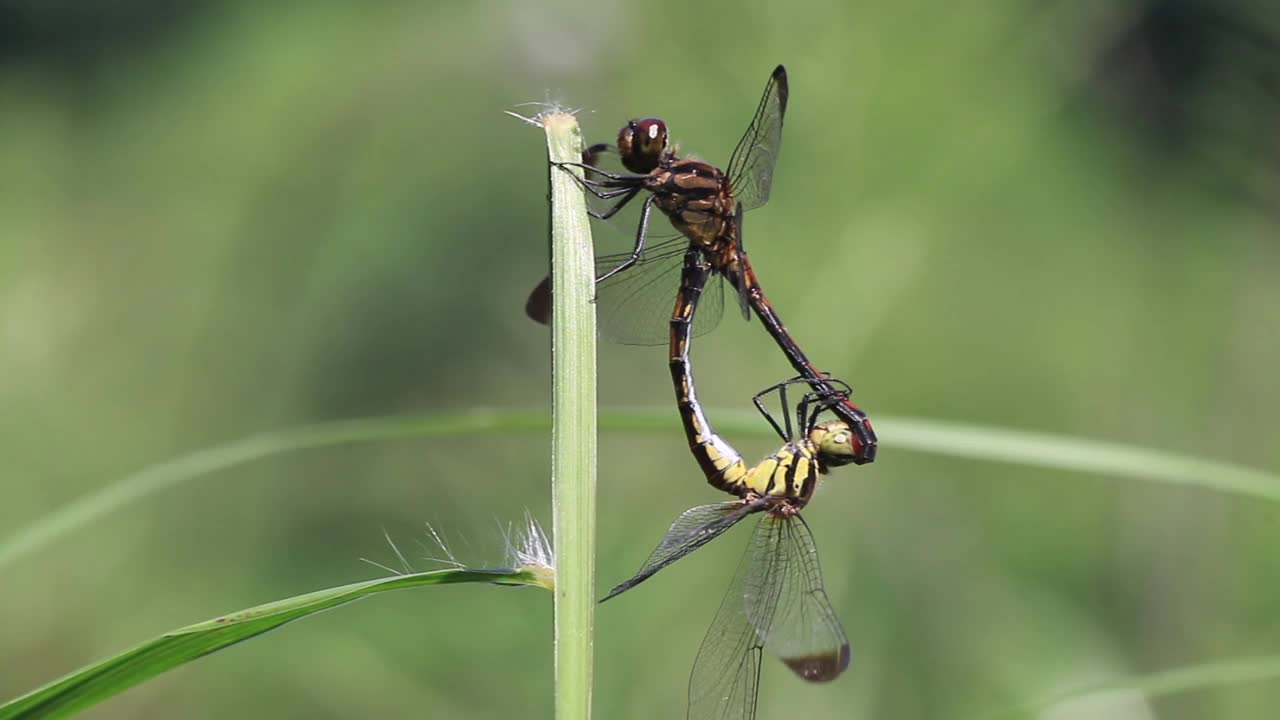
<box><xmin>813</xmin><ymin>422</ymin><xmax>857</xmax><ymax>468</ymax></box>
<box><xmin>617</xmin><ymin>118</ymin><xmax>667</xmax><ymax>173</ymax></box>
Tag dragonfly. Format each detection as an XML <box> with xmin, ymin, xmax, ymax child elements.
<box><xmin>526</xmin><ymin>65</ymin><xmax>877</xmax><ymax>465</ymax></box>
<box><xmin>602</xmin><ymin>376</ymin><xmax>856</xmax><ymax>718</ymax></box>
<box><xmin>601</xmin><ymin>250</ymin><xmax>858</xmax><ymax>719</ymax></box>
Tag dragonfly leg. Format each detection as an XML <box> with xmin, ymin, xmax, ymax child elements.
<box><xmin>589</xmin><ymin>186</ymin><xmax>637</xmax><ymax>200</ymax></box>
<box><xmin>590</xmin><ymin>187</ymin><xmax>641</xmax><ymax>221</ymax></box>
<box><xmin>810</xmin><ymin>379</ymin><xmax>853</xmax><ymax>427</ymax></box>
<box><xmin>583</xmin><ymin>142</ymin><xmax>611</xmax><ymax>160</ymax></box>
<box><xmin>797</xmin><ymin>381</ymin><xmax>854</xmax><ymax>431</ymax></box>
<box><xmin>752</xmin><ymin>393</ymin><xmax>787</xmax><ymax>441</ymax></box>
<box><xmin>778</xmin><ymin>383</ymin><xmax>795</xmax><ymax>440</ymax></box>
<box><xmin>755</xmin><ymin>375</ymin><xmax>856</xmax><ymax>437</ymax></box>
<box><xmin>574</xmin><ymin>175</ymin><xmax>623</xmax><ymax>189</ymax></box>
<box><xmin>818</xmin><ymin>375</ymin><xmax>853</xmax><ymax>397</ymax></box>
<box><xmin>595</xmin><ymin>195</ymin><xmax>655</xmax><ymax>284</ymax></box>
<box><xmin>752</xmin><ymin>380</ymin><xmax>795</xmax><ymax>441</ymax></box>
<box><xmin>778</xmin><ymin>373</ymin><xmax>853</xmax><ymax>403</ymax></box>
<box><xmin>797</xmin><ymin>391</ymin><xmax>813</xmax><ymax>436</ymax></box>
<box><xmin>798</xmin><ymin>391</ymin><xmax>830</xmax><ymax>434</ymax></box>
<box><xmin>554</xmin><ymin>161</ymin><xmax>648</xmax><ymax>182</ymax></box>
<box><xmin>564</xmin><ymin>173</ymin><xmax>638</xmax><ymax>199</ymax></box>
<box><xmin>550</xmin><ymin>162</ymin><xmax>643</xmax><ymax>199</ymax></box>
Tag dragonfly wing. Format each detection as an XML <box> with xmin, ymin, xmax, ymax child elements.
<box><xmin>601</xmin><ymin>499</ymin><xmax>762</xmax><ymax>602</ymax></box>
<box><xmin>525</xmin><ymin>237</ymin><xmax>685</xmax><ymax>325</ymax></box>
<box><xmin>527</xmin><ymin>236</ymin><xmax>726</xmax><ymax>346</ymax></box>
<box><xmin>688</xmin><ymin>633</ymin><xmax>761</xmax><ymax>720</ymax></box>
<box><xmin>727</xmin><ymin>205</ymin><xmax>752</xmax><ymax>322</ymax></box>
<box><xmin>730</xmin><ymin>268</ymin><xmax>751</xmax><ymax>322</ymax></box>
<box><xmin>524</xmin><ymin>275</ymin><xmax>554</xmax><ymax>325</ymax></box>
<box><xmin>754</xmin><ymin>513</ymin><xmax>850</xmax><ymax>681</ymax></box>
<box><xmin>725</xmin><ymin>65</ymin><xmax>789</xmax><ymax>213</ymax></box>
<box><xmin>591</xmin><ymin>233</ymin><xmax>726</xmax><ymax>345</ymax></box>
<box><xmin>687</xmin><ymin>514</ymin><xmax>779</xmax><ymax>720</ymax></box>
<box><xmin>690</xmin><ymin>261</ymin><xmax>728</xmax><ymax>338</ymax></box>
<box><xmin>593</xmin><ymin>237</ymin><xmax>685</xmax><ymax>345</ymax></box>
<box><xmin>687</xmin><ymin>511</ymin><xmax>848</xmax><ymax>720</ymax></box>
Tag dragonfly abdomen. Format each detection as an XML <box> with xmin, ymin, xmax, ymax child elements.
<box><xmin>669</xmin><ymin>246</ymin><xmax>752</xmax><ymax>496</ymax></box>
<box><xmin>692</xmin><ymin>430</ymin><xmax>751</xmax><ymax>495</ymax></box>
<box><xmin>672</xmin><ymin>353</ymin><xmax>750</xmax><ymax>493</ymax></box>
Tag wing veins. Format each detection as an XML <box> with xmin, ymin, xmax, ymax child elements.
<box><xmin>601</xmin><ymin>500</ymin><xmax>762</xmax><ymax>602</ymax></box>
<box><xmin>725</xmin><ymin>66</ymin><xmax>789</xmax><ymax>213</ymax></box>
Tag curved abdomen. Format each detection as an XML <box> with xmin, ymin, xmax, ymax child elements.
<box><xmin>668</xmin><ymin>246</ymin><xmax>822</xmax><ymax>504</ymax></box>
<box><xmin>669</xmin><ymin>247</ymin><xmax>749</xmax><ymax>496</ymax></box>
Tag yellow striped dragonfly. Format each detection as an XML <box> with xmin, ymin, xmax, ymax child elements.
<box><xmin>602</xmin><ymin>250</ymin><xmax>860</xmax><ymax>719</ymax></box>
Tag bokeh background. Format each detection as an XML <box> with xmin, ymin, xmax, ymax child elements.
<box><xmin>3</xmin><ymin>0</ymin><xmax>1280</xmax><ymax>718</ymax></box>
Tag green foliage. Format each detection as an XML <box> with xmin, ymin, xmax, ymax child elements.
<box><xmin>3</xmin><ymin>1</ymin><xmax>1279</xmax><ymax>719</ymax></box>
<box><xmin>0</xmin><ymin>569</ymin><xmax>548</xmax><ymax>720</ymax></box>
<box><xmin>4</xmin><ymin>408</ymin><xmax>1276</xmax><ymax>717</ymax></box>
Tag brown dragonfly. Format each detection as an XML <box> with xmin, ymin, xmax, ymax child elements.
<box><xmin>527</xmin><ymin>65</ymin><xmax>877</xmax><ymax>464</ymax></box>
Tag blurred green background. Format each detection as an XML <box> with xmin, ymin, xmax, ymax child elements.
<box><xmin>3</xmin><ymin>0</ymin><xmax>1279</xmax><ymax>718</ymax></box>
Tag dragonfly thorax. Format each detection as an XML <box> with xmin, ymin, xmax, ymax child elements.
<box><xmin>646</xmin><ymin>159</ymin><xmax>736</xmax><ymax>249</ymax></box>
<box><xmin>740</xmin><ymin>440</ymin><xmax>822</xmax><ymax>505</ymax></box>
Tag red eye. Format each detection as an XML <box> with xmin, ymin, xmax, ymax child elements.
<box><xmin>634</xmin><ymin>118</ymin><xmax>667</xmax><ymax>148</ymax></box>
<box><xmin>617</xmin><ymin>118</ymin><xmax>668</xmax><ymax>173</ymax></box>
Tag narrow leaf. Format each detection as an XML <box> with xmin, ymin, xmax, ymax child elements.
<box><xmin>4</xmin><ymin>411</ymin><xmax>1276</xmax><ymax>572</ymax></box>
<box><xmin>989</xmin><ymin>654</ymin><xmax>1280</xmax><ymax>719</ymax></box>
<box><xmin>0</xmin><ymin>568</ymin><xmax>546</xmax><ymax>720</ymax></box>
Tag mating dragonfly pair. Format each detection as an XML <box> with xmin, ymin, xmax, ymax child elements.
<box><xmin>527</xmin><ymin>66</ymin><xmax>876</xmax><ymax>719</ymax></box>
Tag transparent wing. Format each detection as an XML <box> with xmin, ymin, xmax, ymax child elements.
<box><xmin>726</xmin><ymin>205</ymin><xmax>752</xmax><ymax>322</ymax></box>
<box><xmin>687</xmin><ymin>512</ymin><xmax>849</xmax><ymax>720</ymax></box>
<box><xmin>687</xmin><ymin>514</ymin><xmax>773</xmax><ymax>720</ymax></box>
<box><xmin>725</xmin><ymin>65</ymin><xmax>789</xmax><ymax>213</ymax></box>
<box><xmin>596</xmin><ymin>238</ymin><xmax>725</xmax><ymax>346</ymax></box>
<box><xmin>601</xmin><ymin>499</ymin><xmax>763</xmax><ymax>602</ymax></box>
<box><xmin>756</xmin><ymin>513</ymin><xmax>849</xmax><ymax>681</ymax></box>
<box><xmin>525</xmin><ymin>236</ymin><xmax>726</xmax><ymax>346</ymax></box>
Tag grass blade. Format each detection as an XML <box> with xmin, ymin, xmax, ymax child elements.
<box><xmin>0</xmin><ymin>567</ymin><xmax>548</xmax><ymax>720</ymax></box>
<box><xmin>869</xmin><ymin>414</ymin><xmax>1280</xmax><ymax>502</ymax></box>
<box><xmin>989</xmin><ymin>654</ymin><xmax>1280</xmax><ymax>719</ymax></box>
<box><xmin>4</xmin><ymin>411</ymin><xmax>1276</xmax><ymax>573</ymax></box>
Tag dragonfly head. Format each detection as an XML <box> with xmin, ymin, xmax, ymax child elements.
<box><xmin>617</xmin><ymin>118</ymin><xmax>668</xmax><ymax>173</ymax></box>
<box><xmin>810</xmin><ymin>421</ymin><xmax>859</xmax><ymax>469</ymax></box>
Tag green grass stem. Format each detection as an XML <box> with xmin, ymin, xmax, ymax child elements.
<box><xmin>543</xmin><ymin>112</ymin><xmax>597</xmax><ymax>720</ymax></box>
